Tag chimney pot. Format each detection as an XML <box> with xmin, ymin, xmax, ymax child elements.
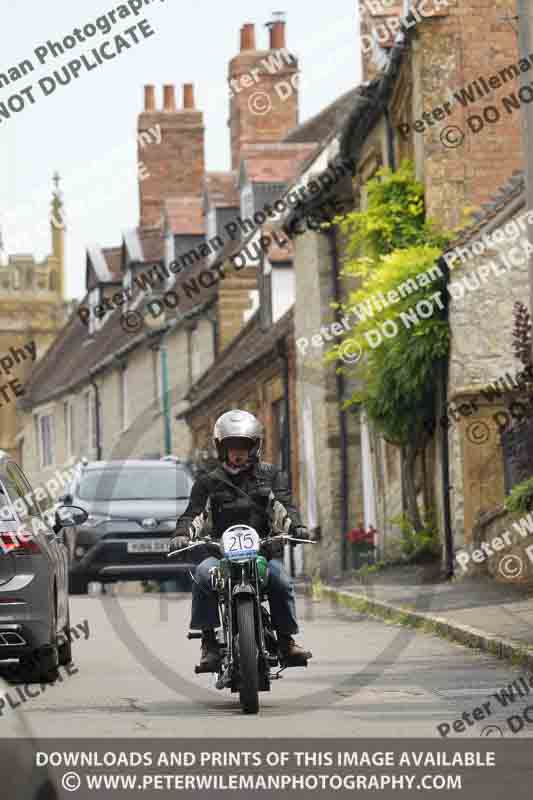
<box><xmin>240</xmin><ymin>23</ymin><xmax>256</xmax><ymax>51</ymax></box>
<box><xmin>144</xmin><ymin>85</ymin><xmax>156</xmax><ymax>111</ymax></box>
<box><xmin>183</xmin><ymin>83</ymin><xmax>195</xmax><ymax>109</ymax></box>
<box><xmin>163</xmin><ymin>84</ymin><xmax>176</xmax><ymax>111</ymax></box>
<box><xmin>270</xmin><ymin>20</ymin><xmax>286</xmax><ymax>50</ymax></box>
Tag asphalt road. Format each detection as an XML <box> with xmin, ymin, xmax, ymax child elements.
<box><xmin>2</xmin><ymin>587</ymin><xmax>532</xmax><ymax>739</ymax></box>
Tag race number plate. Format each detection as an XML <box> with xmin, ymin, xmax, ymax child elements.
<box><xmin>222</xmin><ymin>526</ymin><xmax>260</xmax><ymax>560</ymax></box>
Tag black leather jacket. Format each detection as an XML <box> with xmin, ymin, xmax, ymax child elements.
<box><xmin>174</xmin><ymin>462</ymin><xmax>302</xmax><ymax>540</ymax></box>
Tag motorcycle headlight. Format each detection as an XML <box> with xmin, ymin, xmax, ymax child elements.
<box><xmin>81</xmin><ymin>513</ymin><xmax>111</xmax><ymax>528</ymax></box>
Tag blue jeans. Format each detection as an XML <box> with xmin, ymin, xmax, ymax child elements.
<box><xmin>190</xmin><ymin>557</ymin><xmax>299</xmax><ymax>635</ymax></box>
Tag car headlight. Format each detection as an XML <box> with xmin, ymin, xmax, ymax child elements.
<box><xmin>81</xmin><ymin>513</ymin><xmax>111</xmax><ymax>527</ymax></box>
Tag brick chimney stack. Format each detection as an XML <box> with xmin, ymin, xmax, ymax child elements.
<box><xmin>163</xmin><ymin>84</ymin><xmax>176</xmax><ymax>111</ymax></box>
<box><xmin>183</xmin><ymin>83</ymin><xmax>195</xmax><ymax>109</ymax></box>
<box><xmin>241</xmin><ymin>23</ymin><xmax>257</xmax><ymax>51</ymax></box>
<box><xmin>269</xmin><ymin>20</ymin><xmax>286</xmax><ymax>49</ymax></box>
<box><xmin>358</xmin><ymin>0</ymin><xmax>404</xmax><ymax>82</ymax></box>
<box><xmin>138</xmin><ymin>84</ymin><xmax>205</xmax><ymax>229</ymax></box>
<box><xmin>144</xmin><ymin>84</ymin><xmax>156</xmax><ymax>111</ymax></box>
<box><xmin>228</xmin><ymin>19</ymin><xmax>299</xmax><ymax>171</ymax></box>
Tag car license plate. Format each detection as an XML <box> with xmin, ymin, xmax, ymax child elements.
<box><xmin>127</xmin><ymin>539</ymin><xmax>170</xmax><ymax>554</ymax></box>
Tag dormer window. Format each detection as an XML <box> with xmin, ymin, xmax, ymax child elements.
<box><xmin>164</xmin><ymin>233</ymin><xmax>175</xmax><ymax>288</ymax></box>
<box><xmin>207</xmin><ymin>209</ymin><xmax>217</xmax><ymax>243</ymax></box>
<box><xmin>206</xmin><ymin>209</ymin><xmax>218</xmax><ymax>265</ymax></box>
<box><xmin>122</xmin><ymin>270</ymin><xmax>133</xmax><ymax>308</ymax></box>
<box><xmin>241</xmin><ymin>184</ymin><xmax>254</xmax><ymax>221</ymax></box>
<box><xmin>88</xmin><ymin>287</ymin><xmax>101</xmax><ymax>335</ymax></box>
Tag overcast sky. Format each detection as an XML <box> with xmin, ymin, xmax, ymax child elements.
<box><xmin>0</xmin><ymin>0</ymin><xmax>361</xmax><ymax>300</ymax></box>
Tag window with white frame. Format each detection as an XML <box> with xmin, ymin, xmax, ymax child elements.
<box><xmin>69</xmin><ymin>401</ymin><xmax>76</xmax><ymax>456</ymax></box>
<box><xmin>63</xmin><ymin>400</ymin><xmax>73</xmax><ymax>459</ymax></box>
<box><xmin>63</xmin><ymin>401</ymin><xmax>68</xmax><ymax>449</ymax></box>
<box><xmin>84</xmin><ymin>393</ymin><xmax>91</xmax><ymax>453</ymax></box>
<box><xmin>37</xmin><ymin>412</ymin><xmax>55</xmax><ymax>468</ymax></box>
<box><xmin>85</xmin><ymin>390</ymin><xmax>98</xmax><ymax>454</ymax></box>
<box><xmin>191</xmin><ymin>329</ymin><xmax>202</xmax><ymax>384</ymax></box>
<box><xmin>119</xmin><ymin>366</ymin><xmax>129</xmax><ymax>430</ymax></box>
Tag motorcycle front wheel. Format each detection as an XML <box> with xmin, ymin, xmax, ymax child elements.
<box><xmin>236</xmin><ymin>596</ymin><xmax>259</xmax><ymax>714</ymax></box>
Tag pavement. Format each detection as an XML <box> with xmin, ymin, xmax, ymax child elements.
<box><xmin>322</xmin><ymin>563</ymin><xmax>533</xmax><ymax>670</ymax></box>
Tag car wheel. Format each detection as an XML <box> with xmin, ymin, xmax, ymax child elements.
<box><xmin>57</xmin><ymin>609</ymin><xmax>72</xmax><ymax>667</ymax></box>
<box><xmin>68</xmin><ymin>574</ymin><xmax>89</xmax><ymax>595</ymax></box>
<box><xmin>19</xmin><ymin>644</ymin><xmax>59</xmax><ymax>684</ymax></box>
<box><xmin>176</xmin><ymin>573</ymin><xmax>193</xmax><ymax>592</ymax></box>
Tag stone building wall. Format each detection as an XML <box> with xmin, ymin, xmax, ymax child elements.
<box><xmin>447</xmin><ymin>202</ymin><xmax>531</xmax><ymax>550</ymax></box>
<box><xmin>414</xmin><ymin>0</ymin><xmax>522</xmax><ymax>227</ymax></box>
<box><xmin>292</xmin><ymin>222</ymin><xmax>366</xmax><ymax>580</ymax></box>
<box><xmin>186</xmin><ymin>323</ymin><xmax>301</xmax><ymax>503</ymax></box>
<box><xmin>18</xmin><ymin>310</ymin><xmax>216</xmax><ymax>489</ymax></box>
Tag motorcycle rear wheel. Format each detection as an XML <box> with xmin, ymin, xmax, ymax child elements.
<box><xmin>236</xmin><ymin>596</ymin><xmax>259</xmax><ymax>714</ymax></box>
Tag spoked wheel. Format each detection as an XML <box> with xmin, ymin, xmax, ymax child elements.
<box><xmin>236</xmin><ymin>596</ymin><xmax>259</xmax><ymax>714</ymax></box>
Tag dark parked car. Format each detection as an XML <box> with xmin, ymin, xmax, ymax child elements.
<box><xmin>63</xmin><ymin>459</ymin><xmax>195</xmax><ymax>593</ymax></box>
<box><xmin>0</xmin><ymin>450</ymin><xmax>87</xmax><ymax>682</ymax></box>
<box><xmin>0</xmin><ymin>675</ymin><xmax>59</xmax><ymax>798</ymax></box>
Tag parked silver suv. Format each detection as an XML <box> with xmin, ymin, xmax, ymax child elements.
<box><xmin>0</xmin><ymin>451</ymin><xmax>87</xmax><ymax>682</ymax></box>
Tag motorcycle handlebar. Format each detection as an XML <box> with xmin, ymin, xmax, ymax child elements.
<box><xmin>167</xmin><ymin>533</ymin><xmax>315</xmax><ymax>558</ymax></box>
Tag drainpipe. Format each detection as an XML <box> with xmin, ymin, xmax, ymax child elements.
<box><xmin>440</xmin><ymin>257</ymin><xmax>454</xmax><ymax>579</ymax></box>
<box><xmin>276</xmin><ymin>339</ymin><xmax>292</xmax><ymax>487</ymax></box>
<box><xmin>160</xmin><ymin>334</ymin><xmax>172</xmax><ymax>456</ymax></box>
<box><xmin>89</xmin><ymin>372</ymin><xmax>102</xmax><ymax>461</ymax></box>
<box><xmin>146</xmin><ymin>317</ymin><xmax>174</xmax><ymax>456</ymax></box>
<box><xmin>517</xmin><ymin>1</ymin><xmax>533</xmax><ymax>322</ymax></box>
<box><xmin>328</xmin><ymin>225</ymin><xmax>349</xmax><ymax>573</ymax></box>
<box><xmin>276</xmin><ymin>338</ymin><xmax>295</xmax><ymax>577</ymax></box>
<box><xmin>384</xmin><ymin>107</ymin><xmax>396</xmax><ymax>171</ymax></box>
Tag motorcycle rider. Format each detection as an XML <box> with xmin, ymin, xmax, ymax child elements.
<box><xmin>169</xmin><ymin>410</ymin><xmax>312</xmax><ymax>671</ymax></box>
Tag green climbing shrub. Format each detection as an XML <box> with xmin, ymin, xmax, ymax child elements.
<box><xmin>326</xmin><ymin>160</ymin><xmax>458</xmax><ymax>531</ymax></box>
<box><xmin>391</xmin><ymin>510</ymin><xmax>441</xmax><ymax>562</ymax></box>
<box><xmin>504</xmin><ymin>477</ymin><xmax>533</xmax><ymax>514</ymax></box>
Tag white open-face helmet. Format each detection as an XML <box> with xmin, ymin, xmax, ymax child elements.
<box><xmin>213</xmin><ymin>410</ymin><xmax>264</xmax><ymax>473</ymax></box>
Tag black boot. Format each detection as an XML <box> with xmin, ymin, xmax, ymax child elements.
<box><xmin>200</xmin><ymin>629</ymin><xmax>221</xmax><ymax>671</ymax></box>
<box><xmin>278</xmin><ymin>634</ymin><xmax>312</xmax><ymax>661</ymax></box>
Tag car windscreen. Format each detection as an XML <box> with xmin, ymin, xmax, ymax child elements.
<box><xmin>77</xmin><ymin>467</ymin><xmax>192</xmax><ymax>501</ymax></box>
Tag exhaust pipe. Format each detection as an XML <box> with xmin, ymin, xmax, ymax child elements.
<box><xmin>0</xmin><ymin>629</ymin><xmax>26</xmax><ymax>646</ymax></box>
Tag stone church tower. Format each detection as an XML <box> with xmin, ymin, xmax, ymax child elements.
<box><xmin>0</xmin><ymin>175</ymin><xmax>69</xmax><ymax>463</ymax></box>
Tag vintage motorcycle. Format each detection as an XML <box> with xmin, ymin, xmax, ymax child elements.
<box><xmin>168</xmin><ymin>524</ymin><xmax>314</xmax><ymax>714</ymax></box>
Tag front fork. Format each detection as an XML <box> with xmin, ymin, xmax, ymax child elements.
<box><xmin>214</xmin><ymin>569</ymin><xmax>271</xmax><ymax>691</ymax></box>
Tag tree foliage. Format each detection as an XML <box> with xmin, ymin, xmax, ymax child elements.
<box><xmin>327</xmin><ymin>161</ymin><xmax>454</xmax><ymax>448</ymax></box>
